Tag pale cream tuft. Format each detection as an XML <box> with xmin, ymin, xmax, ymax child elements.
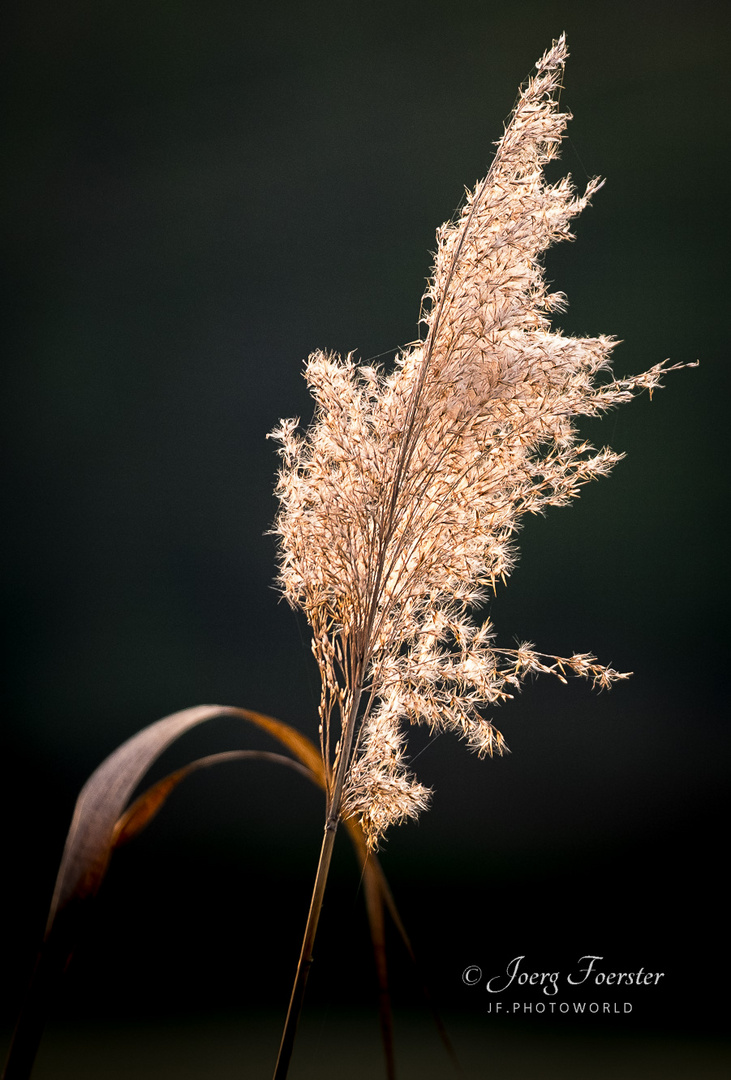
<box><xmin>269</xmin><ymin>35</ymin><xmax>686</xmax><ymax>849</ymax></box>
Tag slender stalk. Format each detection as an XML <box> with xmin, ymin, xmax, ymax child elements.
<box><xmin>272</xmin><ymin>813</ymin><xmax>340</xmax><ymax>1080</ymax></box>
<box><xmin>273</xmin><ymin>689</ymin><xmax>363</xmax><ymax>1079</ymax></box>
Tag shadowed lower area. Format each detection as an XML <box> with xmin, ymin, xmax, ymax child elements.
<box><xmin>2</xmin><ymin>1013</ymin><xmax>729</xmax><ymax>1080</ymax></box>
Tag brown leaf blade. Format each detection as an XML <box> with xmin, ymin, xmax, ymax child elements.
<box><xmin>344</xmin><ymin>815</ymin><xmax>460</xmax><ymax>1077</ymax></box>
<box><xmin>344</xmin><ymin>818</ymin><xmax>396</xmax><ymax>1080</ymax></box>
<box><xmin>3</xmin><ymin>705</ymin><xmax>322</xmax><ymax>1080</ymax></box>
<box><xmin>47</xmin><ymin>705</ymin><xmax>325</xmax><ymax>927</ymax></box>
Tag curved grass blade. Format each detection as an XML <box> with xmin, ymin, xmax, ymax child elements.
<box><xmin>47</xmin><ymin>705</ymin><xmax>324</xmax><ymax>927</ymax></box>
<box><xmin>2</xmin><ymin>706</ymin><xmax>321</xmax><ymax>1080</ymax></box>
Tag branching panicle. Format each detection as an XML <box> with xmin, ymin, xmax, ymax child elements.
<box><xmin>270</xmin><ymin>35</ymin><xmax>682</xmax><ymax>849</ymax></box>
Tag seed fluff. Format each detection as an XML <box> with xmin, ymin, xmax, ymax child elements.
<box><xmin>269</xmin><ymin>35</ymin><xmax>684</xmax><ymax>848</ymax></box>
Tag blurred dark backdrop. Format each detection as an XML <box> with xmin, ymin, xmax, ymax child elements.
<box><xmin>2</xmin><ymin>0</ymin><xmax>729</xmax><ymax>1074</ymax></box>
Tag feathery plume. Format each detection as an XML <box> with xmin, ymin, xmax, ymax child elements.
<box><xmin>270</xmin><ymin>34</ymin><xmax>682</xmax><ymax>848</ymax></box>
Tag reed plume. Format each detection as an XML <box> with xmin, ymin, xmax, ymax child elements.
<box><xmin>270</xmin><ymin>34</ymin><xmax>678</xmax><ymax>852</ymax></box>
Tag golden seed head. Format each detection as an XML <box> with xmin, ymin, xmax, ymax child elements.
<box><xmin>269</xmin><ymin>35</ymin><xmax>683</xmax><ymax>849</ymax></box>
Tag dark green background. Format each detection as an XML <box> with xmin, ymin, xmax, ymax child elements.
<box><xmin>2</xmin><ymin>1</ymin><xmax>728</xmax><ymax>1076</ymax></box>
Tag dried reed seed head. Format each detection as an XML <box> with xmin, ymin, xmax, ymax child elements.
<box><xmin>270</xmin><ymin>34</ymin><xmax>684</xmax><ymax>849</ymax></box>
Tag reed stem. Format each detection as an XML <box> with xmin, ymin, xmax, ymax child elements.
<box><xmin>273</xmin><ymin>686</ymin><xmax>363</xmax><ymax>1079</ymax></box>
<box><xmin>271</xmin><ymin>812</ymin><xmax>339</xmax><ymax>1079</ymax></box>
